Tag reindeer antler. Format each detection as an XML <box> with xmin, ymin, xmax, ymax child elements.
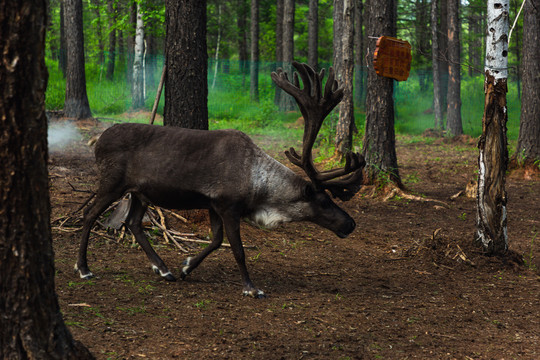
<box><xmin>271</xmin><ymin>61</ymin><xmax>365</xmax><ymax>201</ymax></box>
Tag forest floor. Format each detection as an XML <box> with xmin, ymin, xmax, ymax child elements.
<box><xmin>49</xmin><ymin>117</ymin><xmax>539</xmax><ymax>359</ymax></box>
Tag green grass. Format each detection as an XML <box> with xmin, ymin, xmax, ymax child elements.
<box><xmin>45</xmin><ymin>58</ymin><xmax>522</xmax><ymax>142</ymax></box>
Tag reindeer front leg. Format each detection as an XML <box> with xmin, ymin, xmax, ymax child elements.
<box><xmin>221</xmin><ymin>212</ymin><xmax>266</xmax><ymax>299</ymax></box>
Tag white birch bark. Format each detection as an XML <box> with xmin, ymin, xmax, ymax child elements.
<box><xmin>132</xmin><ymin>2</ymin><xmax>145</xmax><ymax>109</ymax></box>
<box><xmin>476</xmin><ymin>0</ymin><xmax>509</xmax><ymax>254</ymax></box>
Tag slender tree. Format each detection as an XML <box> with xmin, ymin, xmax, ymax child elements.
<box><xmin>362</xmin><ymin>0</ymin><xmax>401</xmax><ymax>186</ymax></box>
<box><xmin>250</xmin><ymin>0</ymin><xmax>260</xmax><ymax>101</ymax></box>
<box><xmin>514</xmin><ymin>0</ymin><xmax>540</xmax><ymax>167</ymax></box>
<box><xmin>274</xmin><ymin>0</ymin><xmax>284</xmax><ymax>106</ymax></box>
<box><xmin>106</xmin><ymin>0</ymin><xmax>117</xmax><ymax>81</ymax></box>
<box><xmin>354</xmin><ymin>0</ymin><xmax>365</xmax><ymax>106</ymax></box>
<box><xmin>64</xmin><ymin>0</ymin><xmax>92</xmax><ymax>118</ymax></box>
<box><xmin>279</xmin><ymin>0</ymin><xmax>296</xmax><ymax>111</ymax></box>
<box><xmin>164</xmin><ymin>0</ymin><xmax>208</xmax><ymax>129</ymax></box>
<box><xmin>0</xmin><ymin>1</ymin><xmax>93</xmax><ymax>357</ymax></box>
<box><xmin>59</xmin><ymin>0</ymin><xmax>67</xmax><ymax>76</ymax></box>
<box><xmin>475</xmin><ymin>0</ymin><xmax>510</xmax><ymax>254</ymax></box>
<box><xmin>446</xmin><ymin>0</ymin><xmax>463</xmax><ymax>136</ymax></box>
<box><xmin>334</xmin><ymin>0</ymin><xmax>356</xmax><ymax>157</ymax></box>
<box><xmin>237</xmin><ymin>0</ymin><xmax>249</xmax><ymax>76</ymax></box>
<box><xmin>431</xmin><ymin>0</ymin><xmax>443</xmax><ymax>129</ymax></box>
<box><xmin>308</xmin><ymin>0</ymin><xmax>319</xmax><ymax>70</ymax></box>
<box><xmin>132</xmin><ymin>1</ymin><xmax>145</xmax><ymax>109</ymax></box>
<box><xmin>439</xmin><ymin>0</ymin><xmax>449</xmax><ymax>114</ymax></box>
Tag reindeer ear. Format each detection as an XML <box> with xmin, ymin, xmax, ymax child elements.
<box><xmin>302</xmin><ymin>184</ymin><xmax>316</xmax><ymax>200</ymax></box>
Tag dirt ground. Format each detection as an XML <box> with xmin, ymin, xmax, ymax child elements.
<box><xmin>48</xmin><ymin>119</ymin><xmax>539</xmax><ymax>359</ymax></box>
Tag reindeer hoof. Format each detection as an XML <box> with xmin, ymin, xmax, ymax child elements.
<box><xmin>181</xmin><ymin>257</ymin><xmax>193</xmax><ymax>280</ymax></box>
<box><xmin>243</xmin><ymin>288</ymin><xmax>266</xmax><ymax>299</ymax></box>
<box><xmin>74</xmin><ymin>264</ymin><xmax>95</xmax><ymax>280</ymax></box>
<box><xmin>152</xmin><ymin>265</ymin><xmax>176</xmax><ymax>282</ymax></box>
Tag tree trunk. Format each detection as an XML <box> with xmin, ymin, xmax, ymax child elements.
<box><xmin>250</xmin><ymin>0</ymin><xmax>260</xmax><ymax>101</ymax></box>
<box><xmin>164</xmin><ymin>0</ymin><xmax>208</xmax><ymax>129</ymax></box>
<box><xmin>212</xmin><ymin>5</ymin><xmax>222</xmax><ymax>90</ymax></box>
<box><xmin>439</xmin><ymin>0</ymin><xmax>449</xmax><ymax>115</ymax></box>
<box><xmin>514</xmin><ymin>0</ymin><xmax>540</xmax><ymax>165</ymax></box>
<box><xmin>308</xmin><ymin>0</ymin><xmax>318</xmax><ymax>70</ymax></box>
<box><xmin>279</xmin><ymin>0</ymin><xmax>296</xmax><ymax>111</ymax></box>
<box><xmin>126</xmin><ymin>0</ymin><xmax>137</xmax><ymax>86</ymax></box>
<box><xmin>362</xmin><ymin>0</ymin><xmax>401</xmax><ymax>186</ymax></box>
<box><xmin>354</xmin><ymin>0</ymin><xmax>365</xmax><ymax>107</ymax></box>
<box><xmin>92</xmin><ymin>0</ymin><xmax>105</xmax><ymax>66</ymax></box>
<box><xmin>0</xmin><ymin>1</ymin><xmax>94</xmax><ymax>358</ymax></box>
<box><xmin>132</xmin><ymin>1</ymin><xmax>145</xmax><ymax>109</ymax></box>
<box><xmin>237</xmin><ymin>0</ymin><xmax>249</xmax><ymax>76</ymax></box>
<box><xmin>335</xmin><ymin>0</ymin><xmax>355</xmax><ymax>157</ymax></box>
<box><xmin>106</xmin><ymin>0</ymin><xmax>117</xmax><ymax>81</ymax></box>
<box><xmin>59</xmin><ymin>0</ymin><xmax>67</xmax><ymax>76</ymax></box>
<box><xmin>333</xmin><ymin>0</ymin><xmax>344</xmax><ymax>76</ymax></box>
<box><xmin>475</xmin><ymin>0</ymin><xmax>510</xmax><ymax>255</ymax></box>
<box><xmin>432</xmin><ymin>0</ymin><xmax>443</xmax><ymax>129</ymax></box>
<box><xmin>64</xmin><ymin>0</ymin><xmax>92</xmax><ymax>119</ymax></box>
<box><xmin>274</xmin><ymin>0</ymin><xmax>284</xmax><ymax>106</ymax></box>
<box><xmin>446</xmin><ymin>0</ymin><xmax>463</xmax><ymax>136</ymax></box>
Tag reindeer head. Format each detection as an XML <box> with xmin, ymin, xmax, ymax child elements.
<box><xmin>271</xmin><ymin>61</ymin><xmax>366</xmax><ymax>202</ymax></box>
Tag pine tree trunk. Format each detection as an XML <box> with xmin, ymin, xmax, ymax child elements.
<box><xmin>431</xmin><ymin>0</ymin><xmax>443</xmax><ymax>129</ymax></box>
<box><xmin>475</xmin><ymin>0</ymin><xmax>510</xmax><ymax>254</ymax></box>
<box><xmin>308</xmin><ymin>0</ymin><xmax>319</xmax><ymax>70</ymax></box>
<box><xmin>0</xmin><ymin>2</ymin><xmax>93</xmax><ymax>357</ymax></box>
<box><xmin>132</xmin><ymin>2</ymin><xmax>145</xmax><ymax>109</ymax></box>
<box><xmin>64</xmin><ymin>0</ymin><xmax>92</xmax><ymax>119</ymax></box>
<box><xmin>237</xmin><ymin>0</ymin><xmax>249</xmax><ymax>76</ymax></box>
<box><xmin>279</xmin><ymin>0</ymin><xmax>296</xmax><ymax>111</ymax></box>
<box><xmin>106</xmin><ymin>0</ymin><xmax>117</xmax><ymax>81</ymax></box>
<box><xmin>446</xmin><ymin>0</ymin><xmax>463</xmax><ymax>136</ymax></box>
<box><xmin>335</xmin><ymin>0</ymin><xmax>355</xmax><ymax>157</ymax></box>
<box><xmin>250</xmin><ymin>0</ymin><xmax>259</xmax><ymax>101</ymax></box>
<box><xmin>439</xmin><ymin>0</ymin><xmax>449</xmax><ymax>115</ymax></box>
<box><xmin>354</xmin><ymin>0</ymin><xmax>364</xmax><ymax>107</ymax></box>
<box><xmin>59</xmin><ymin>1</ymin><xmax>67</xmax><ymax>76</ymax></box>
<box><xmin>164</xmin><ymin>0</ymin><xmax>208</xmax><ymax>129</ymax></box>
<box><xmin>362</xmin><ymin>0</ymin><xmax>401</xmax><ymax>186</ymax></box>
<box><xmin>514</xmin><ymin>0</ymin><xmax>540</xmax><ymax>165</ymax></box>
<box><xmin>274</xmin><ymin>0</ymin><xmax>284</xmax><ymax>106</ymax></box>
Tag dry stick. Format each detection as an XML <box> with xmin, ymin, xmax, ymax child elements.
<box><xmin>148</xmin><ymin>212</ymin><xmax>188</xmax><ymax>253</ymax></box>
<box><xmin>155</xmin><ymin>207</ymin><xmax>169</xmax><ymax>244</ymax></box>
<box><xmin>149</xmin><ymin>65</ymin><xmax>166</xmax><ymax>125</ymax></box>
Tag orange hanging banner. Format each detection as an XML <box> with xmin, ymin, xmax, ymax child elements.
<box><xmin>373</xmin><ymin>36</ymin><xmax>412</xmax><ymax>81</ymax></box>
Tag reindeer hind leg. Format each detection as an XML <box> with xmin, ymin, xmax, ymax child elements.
<box><xmin>125</xmin><ymin>195</ymin><xmax>176</xmax><ymax>281</ymax></box>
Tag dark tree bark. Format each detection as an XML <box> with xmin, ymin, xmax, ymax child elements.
<box><xmin>106</xmin><ymin>0</ymin><xmax>117</xmax><ymax>81</ymax></box>
<box><xmin>308</xmin><ymin>0</ymin><xmax>318</xmax><ymax>70</ymax></box>
<box><xmin>237</xmin><ymin>0</ymin><xmax>249</xmax><ymax>76</ymax></box>
<box><xmin>274</xmin><ymin>0</ymin><xmax>284</xmax><ymax>106</ymax></box>
<box><xmin>64</xmin><ymin>0</ymin><xmax>92</xmax><ymax>119</ymax></box>
<box><xmin>514</xmin><ymin>0</ymin><xmax>540</xmax><ymax>165</ymax></box>
<box><xmin>432</xmin><ymin>0</ymin><xmax>443</xmax><ymax>129</ymax></box>
<box><xmin>0</xmin><ymin>1</ymin><xmax>93</xmax><ymax>358</ymax></box>
<box><xmin>475</xmin><ymin>0</ymin><xmax>510</xmax><ymax>255</ymax></box>
<box><xmin>333</xmin><ymin>0</ymin><xmax>344</xmax><ymax>76</ymax></box>
<box><xmin>354</xmin><ymin>0</ymin><xmax>365</xmax><ymax>107</ymax></box>
<box><xmin>279</xmin><ymin>0</ymin><xmax>296</xmax><ymax>111</ymax></box>
<box><xmin>439</xmin><ymin>0</ymin><xmax>449</xmax><ymax>114</ymax></box>
<box><xmin>59</xmin><ymin>0</ymin><xmax>67</xmax><ymax>76</ymax></box>
<box><xmin>446</xmin><ymin>0</ymin><xmax>463</xmax><ymax>136</ymax></box>
<box><xmin>335</xmin><ymin>0</ymin><xmax>355</xmax><ymax>157</ymax></box>
<box><xmin>362</xmin><ymin>0</ymin><xmax>401</xmax><ymax>186</ymax></box>
<box><xmin>164</xmin><ymin>0</ymin><xmax>208</xmax><ymax>129</ymax></box>
<box><xmin>250</xmin><ymin>0</ymin><xmax>260</xmax><ymax>101</ymax></box>
<box><xmin>91</xmin><ymin>0</ymin><xmax>105</xmax><ymax>65</ymax></box>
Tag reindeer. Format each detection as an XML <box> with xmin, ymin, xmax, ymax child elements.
<box><xmin>75</xmin><ymin>62</ymin><xmax>365</xmax><ymax>298</ymax></box>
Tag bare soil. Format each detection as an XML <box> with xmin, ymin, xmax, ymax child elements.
<box><xmin>49</xmin><ymin>119</ymin><xmax>540</xmax><ymax>359</ymax></box>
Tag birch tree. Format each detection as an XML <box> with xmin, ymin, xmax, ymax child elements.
<box><xmin>475</xmin><ymin>0</ymin><xmax>510</xmax><ymax>254</ymax></box>
<box><xmin>132</xmin><ymin>1</ymin><xmax>145</xmax><ymax>109</ymax></box>
<box><xmin>250</xmin><ymin>0</ymin><xmax>259</xmax><ymax>101</ymax></box>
